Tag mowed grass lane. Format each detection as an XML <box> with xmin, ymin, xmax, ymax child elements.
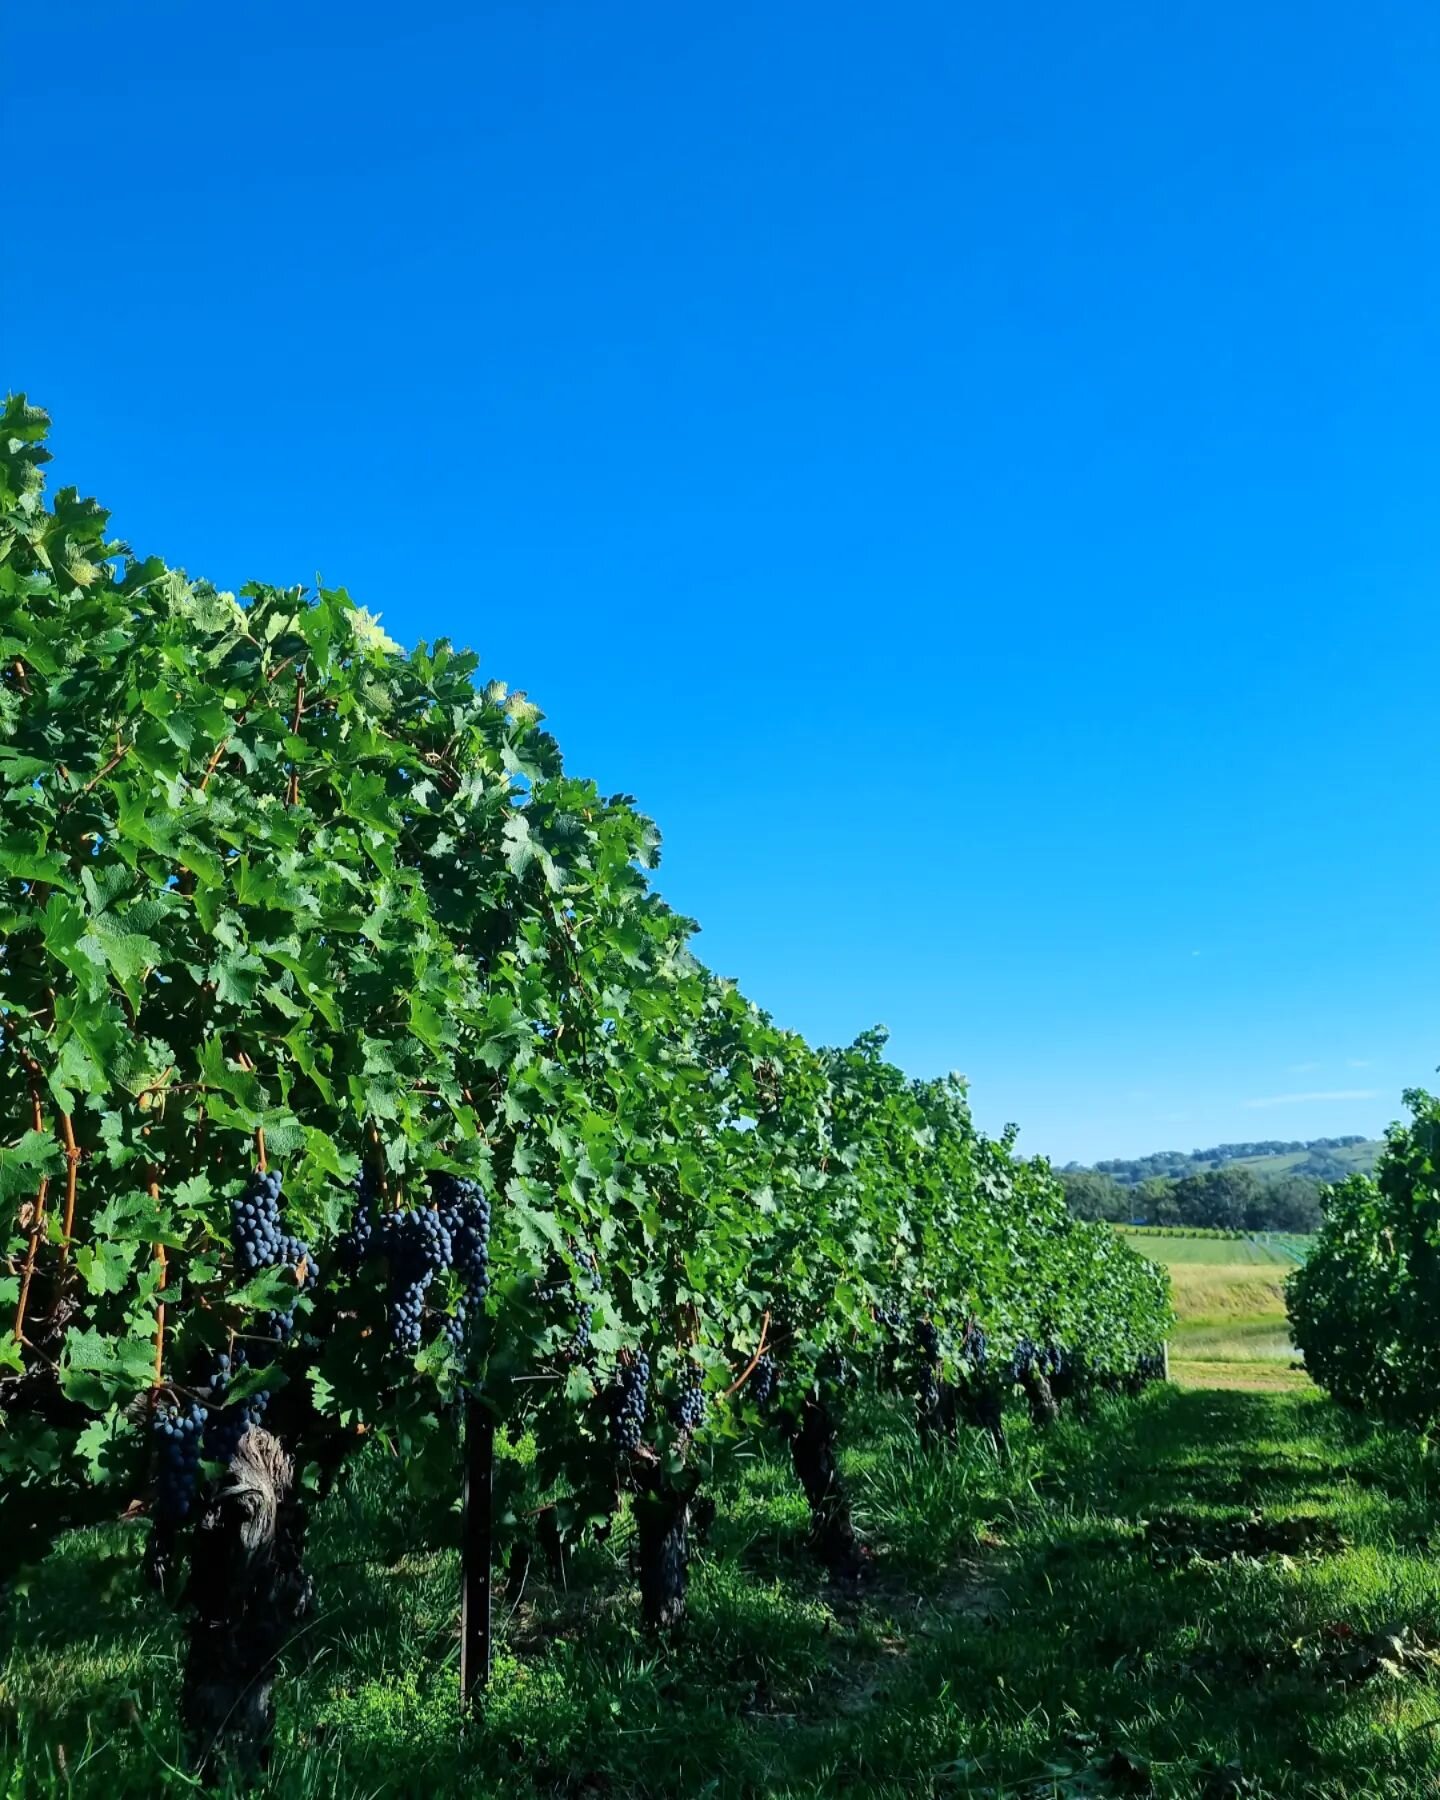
<box><xmin>1123</xmin><ymin>1230</ymin><xmax>1312</xmax><ymax>1394</ymax></box>
<box><xmin>9</xmin><ymin>1384</ymin><xmax>1440</xmax><ymax>1798</ymax></box>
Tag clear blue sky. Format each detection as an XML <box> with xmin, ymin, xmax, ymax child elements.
<box><xmin>10</xmin><ymin>1</ymin><xmax>1440</xmax><ymax>1162</ymax></box>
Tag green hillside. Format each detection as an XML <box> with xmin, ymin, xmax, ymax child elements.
<box><xmin>1074</xmin><ymin>1135</ymin><xmax>1384</xmax><ymax>1188</ymax></box>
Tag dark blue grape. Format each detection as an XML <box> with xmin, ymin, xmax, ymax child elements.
<box><xmin>200</xmin><ymin>1345</ymin><xmax>271</xmax><ymax>1466</ymax></box>
<box><xmin>433</xmin><ymin>1174</ymin><xmax>490</xmax><ymax>1304</ymax></box>
<box><xmin>750</xmin><ymin>1352</ymin><xmax>778</xmax><ymax>1410</ymax></box>
<box><xmin>337</xmin><ymin>1165</ymin><xmax>378</xmax><ymax>1272</ymax></box>
<box><xmin>671</xmin><ymin>1364</ymin><xmax>707</xmax><ymax>1434</ymax></box>
<box><xmin>379</xmin><ymin>1202</ymin><xmax>453</xmax><ymax>1351</ymax></box>
<box><xmin>608</xmin><ymin>1353</ymin><xmax>650</xmax><ymax>1453</ymax></box>
<box><xmin>230</xmin><ymin>1167</ymin><xmax>317</xmax><ymax>1340</ymax></box>
<box><xmin>152</xmin><ymin>1394</ymin><xmax>206</xmax><ymax>1524</ymax></box>
<box><xmin>231</xmin><ymin>1168</ymin><xmax>284</xmax><ymax>1274</ymax></box>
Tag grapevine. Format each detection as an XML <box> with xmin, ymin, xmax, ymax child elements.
<box><xmin>0</xmin><ymin>397</ymin><xmax>1174</xmax><ymax>1763</ymax></box>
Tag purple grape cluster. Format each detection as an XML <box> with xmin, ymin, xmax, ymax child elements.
<box><xmin>749</xmin><ymin>1352</ymin><xmax>778</xmax><ymax>1410</ymax></box>
<box><xmin>381</xmin><ymin>1205</ymin><xmax>452</xmax><ymax>1353</ymax></box>
<box><xmin>434</xmin><ymin>1174</ymin><xmax>491</xmax><ymax>1302</ymax></box>
<box><xmin>536</xmin><ymin>1244</ymin><xmax>601</xmax><ymax>1359</ymax></box>
<box><xmin>337</xmin><ymin>1165</ymin><xmax>378</xmax><ymax>1272</ymax></box>
<box><xmin>608</xmin><ymin>1353</ymin><xmax>650</xmax><ymax>1453</ymax></box>
<box><xmin>1006</xmin><ymin>1335</ymin><xmax>1038</xmax><ymax>1385</ymax></box>
<box><xmin>152</xmin><ymin>1394</ymin><xmax>206</xmax><ymax>1524</ymax></box>
<box><xmin>671</xmin><ymin>1363</ymin><xmax>707</xmax><ymax>1434</ymax></box>
<box><xmin>231</xmin><ymin>1168</ymin><xmax>284</xmax><ymax>1272</ymax></box>
<box><xmin>201</xmin><ymin>1347</ymin><xmax>270</xmax><ymax>1466</ymax></box>
<box><xmin>229</xmin><ymin>1167</ymin><xmax>318</xmax><ymax>1341</ymax></box>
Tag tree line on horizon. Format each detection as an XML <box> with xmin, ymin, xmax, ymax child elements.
<box><xmin>1060</xmin><ymin>1164</ymin><xmax>1324</xmax><ymax>1234</ymax></box>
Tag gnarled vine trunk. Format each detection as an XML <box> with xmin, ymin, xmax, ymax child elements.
<box><xmin>954</xmin><ymin>1381</ymin><xmax>1008</xmax><ymax>1459</ymax></box>
<box><xmin>635</xmin><ymin>1481</ymin><xmax>693</xmax><ymax>1631</ymax></box>
<box><xmin>916</xmin><ymin>1372</ymin><xmax>950</xmax><ymax>1445</ymax></box>
<box><xmin>788</xmin><ymin>1398</ymin><xmax>863</xmax><ymax>1576</ymax></box>
<box><xmin>183</xmin><ymin>1427</ymin><xmax>311</xmax><ymax>1776</ymax></box>
<box><xmin>1020</xmin><ymin>1366</ymin><xmax>1060</xmax><ymax>1429</ymax></box>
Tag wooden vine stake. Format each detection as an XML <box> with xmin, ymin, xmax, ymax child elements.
<box><xmin>12</xmin><ymin>1046</ymin><xmax>50</xmax><ymax>1343</ymax></box>
<box><xmin>56</xmin><ymin>1111</ymin><xmax>81</xmax><ymax>1268</ymax></box>
<box><xmin>150</xmin><ymin>1175</ymin><xmax>167</xmax><ymax>1384</ymax></box>
<box><xmin>459</xmin><ymin>1396</ymin><xmax>495</xmax><ymax>1705</ymax></box>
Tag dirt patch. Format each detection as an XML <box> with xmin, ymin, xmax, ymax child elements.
<box><xmin>850</xmin><ymin>1553</ymin><xmax>1009</xmax><ymax>1629</ymax></box>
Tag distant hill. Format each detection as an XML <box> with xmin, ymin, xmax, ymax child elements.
<box><xmin>1066</xmin><ymin>1136</ymin><xmax>1384</xmax><ymax>1188</ymax></box>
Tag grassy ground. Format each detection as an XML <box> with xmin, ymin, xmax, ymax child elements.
<box><xmin>1120</xmin><ymin>1235</ymin><xmax>1300</xmax><ymax>1268</ymax></box>
<box><xmin>1123</xmin><ymin>1230</ymin><xmax>1307</xmax><ymax>1394</ymax></box>
<box><xmin>10</xmin><ymin>1380</ymin><xmax>1440</xmax><ymax>1798</ymax></box>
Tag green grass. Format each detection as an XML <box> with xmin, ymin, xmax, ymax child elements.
<box><xmin>1126</xmin><ymin>1228</ymin><xmax>1307</xmax><ymax>1380</ymax></box>
<box><xmin>1225</xmin><ymin>1142</ymin><xmax>1383</xmax><ymax>1180</ymax></box>
<box><xmin>1171</xmin><ymin>1318</ymin><xmax>1294</xmax><ymax>1362</ymax></box>
<box><xmin>1121</xmin><ymin>1233</ymin><xmax>1303</xmax><ymax>1267</ymax></box>
<box><xmin>10</xmin><ymin>1385</ymin><xmax>1440</xmax><ymax>1797</ymax></box>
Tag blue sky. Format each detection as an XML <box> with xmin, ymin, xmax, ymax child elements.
<box><xmin>10</xmin><ymin>1</ymin><xmax>1440</xmax><ymax>1162</ymax></box>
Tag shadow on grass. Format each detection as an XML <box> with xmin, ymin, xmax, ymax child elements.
<box><xmin>12</xmin><ymin>1385</ymin><xmax>1440</xmax><ymax>1798</ymax></box>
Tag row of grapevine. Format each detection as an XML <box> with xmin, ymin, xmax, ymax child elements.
<box><xmin>1286</xmin><ymin>1090</ymin><xmax>1440</xmax><ymax>1430</ymax></box>
<box><xmin>1115</xmin><ymin>1224</ymin><xmax>1248</xmax><ymax>1240</ymax></box>
<box><xmin>0</xmin><ymin>398</ymin><xmax>1171</xmax><ymax>1770</ymax></box>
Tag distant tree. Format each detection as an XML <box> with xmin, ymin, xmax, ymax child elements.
<box><xmin>1059</xmin><ymin>1169</ymin><xmax>1130</xmax><ymax>1222</ymax></box>
<box><xmin>1245</xmin><ymin>1174</ymin><xmax>1323</xmax><ymax>1233</ymax></box>
<box><xmin>1141</xmin><ymin>1177</ymin><xmax>1182</xmax><ymax>1226</ymax></box>
<box><xmin>1169</xmin><ymin>1166</ymin><xmax>1263</xmax><ymax>1231</ymax></box>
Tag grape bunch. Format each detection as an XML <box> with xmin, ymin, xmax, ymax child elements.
<box><xmin>533</xmin><ymin>1268</ymin><xmax>567</xmax><ymax>1306</ymax></box>
<box><xmin>229</xmin><ymin>1166</ymin><xmax>319</xmax><ymax>1342</ymax></box>
<box><xmin>569</xmin><ymin>1249</ymin><xmax>601</xmax><ymax>1356</ymax></box>
<box><xmin>231</xmin><ymin>1168</ymin><xmax>285</xmax><ymax>1272</ymax></box>
<box><xmin>671</xmin><ymin>1363</ymin><xmax>708</xmax><ymax>1434</ymax></box>
<box><xmin>819</xmin><ymin>1347</ymin><xmax>859</xmax><ymax>1393</ymax></box>
<box><xmin>266</xmin><ymin>1231</ymin><xmax>319</xmax><ymax>1341</ymax></box>
<box><xmin>434</xmin><ymin>1175</ymin><xmax>491</xmax><ymax>1300</ymax></box>
<box><xmin>1006</xmin><ymin>1335</ymin><xmax>1038</xmax><ymax>1385</ymax></box>
<box><xmin>915</xmin><ymin>1319</ymin><xmax>940</xmax><ymax>1361</ymax></box>
<box><xmin>608</xmin><ymin>1353</ymin><xmax>650</xmax><ymax>1453</ymax></box>
<box><xmin>337</xmin><ymin>1166</ymin><xmax>378</xmax><ymax>1272</ymax></box>
<box><xmin>533</xmin><ymin>1241</ymin><xmax>599</xmax><ymax>1360</ymax></box>
<box><xmin>964</xmin><ymin>1324</ymin><xmax>989</xmax><ymax>1369</ymax></box>
<box><xmin>380</xmin><ymin>1204</ymin><xmax>453</xmax><ymax>1353</ymax></box>
<box><xmin>875</xmin><ymin>1303</ymin><xmax>903</xmax><ymax>1379</ymax></box>
<box><xmin>443</xmin><ymin>1298</ymin><xmax>470</xmax><ymax>1349</ymax></box>
<box><xmin>750</xmin><ymin>1352</ymin><xmax>778</xmax><ymax>1410</ymax></box>
<box><xmin>201</xmin><ymin>1348</ymin><xmax>271</xmax><ymax>1466</ymax></box>
<box><xmin>152</xmin><ymin>1393</ymin><xmax>206</xmax><ymax>1524</ymax></box>
<box><xmin>916</xmin><ymin>1362</ymin><xmax>940</xmax><ymax>1419</ymax></box>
